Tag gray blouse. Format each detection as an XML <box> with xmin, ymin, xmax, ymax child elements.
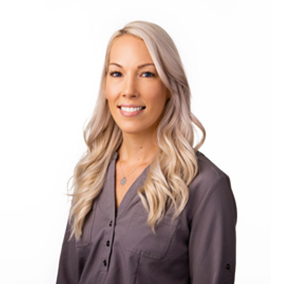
<box><xmin>56</xmin><ymin>151</ymin><xmax>237</xmax><ymax>284</ymax></box>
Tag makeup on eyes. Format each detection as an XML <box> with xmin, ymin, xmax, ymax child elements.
<box><xmin>108</xmin><ymin>62</ymin><xmax>157</xmax><ymax>77</ymax></box>
<box><xmin>109</xmin><ymin>71</ymin><xmax>122</xmax><ymax>77</ymax></box>
<box><xmin>108</xmin><ymin>70</ymin><xmax>156</xmax><ymax>78</ymax></box>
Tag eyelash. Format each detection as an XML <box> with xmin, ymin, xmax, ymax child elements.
<box><xmin>109</xmin><ymin>71</ymin><xmax>155</xmax><ymax>78</ymax></box>
<box><xmin>109</xmin><ymin>71</ymin><xmax>122</xmax><ymax>77</ymax></box>
<box><xmin>142</xmin><ymin>72</ymin><xmax>155</xmax><ymax>78</ymax></box>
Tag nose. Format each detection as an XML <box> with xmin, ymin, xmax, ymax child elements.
<box><xmin>122</xmin><ymin>74</ymin><xmax>138</xmax><ymax>98</ymax></box>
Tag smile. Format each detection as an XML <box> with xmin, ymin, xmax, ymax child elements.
<box><xmin>120</xmin><ymin>106</ymin><xmax>145</xmax><ymax>112</ymax></box>
<box><xmin>118</xmin><ymin>105</ymin><xmax>146</xmax><ymax>117</ymax></box>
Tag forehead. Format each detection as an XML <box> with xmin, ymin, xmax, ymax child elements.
<box><xmin>109</xmin><ymin>35</ymin><xmax>153</xmax><ymax>64</ymax></box>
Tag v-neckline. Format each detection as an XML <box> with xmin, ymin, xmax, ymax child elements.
<box><xmin>112</xmin><ymin>153</ymin><xmax>150</xmax><ymax>220</ymax></box>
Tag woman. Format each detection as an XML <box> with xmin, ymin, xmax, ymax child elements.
<box><xmin>56</xmin><ymin>21</ymin><xmax>237</xmax><ymax>284</ymax></box>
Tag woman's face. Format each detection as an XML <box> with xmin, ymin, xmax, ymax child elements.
<box><xmin>105</xmin><ymin>35</ymin><xmax>169</xmax><ymax>137</ymax></box>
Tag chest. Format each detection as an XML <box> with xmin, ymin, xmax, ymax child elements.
<box><xmin>76</xmin><ymin>192</ymin><xmax>190</xmax><ymax>267</ymax></box>
<box><xmin>115</xmin><ymin>162</ymin><xmax>148</xmax><ymax>208</ymax></box>
<box><xmin>74</xmin><ymin>161</ymin><xmax>191</xmax><ymax>283</ymax></box>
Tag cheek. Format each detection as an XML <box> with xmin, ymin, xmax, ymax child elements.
<box><xmin>107</xmin><ymin>101</ymin><xmax>116</xmax><ymax>118</ymax></box>
<box><xmin>105</xmin><ymin>86</ymin><xmax>113</xmax><ymax>101</ymax></box>
<box><xmin>105</xmin><ymin>78</ymin><xmax>114</xmax><ymax>100</ymax></box>
<box><xmin>152</xmin><ymin>86</ymin><xmax>168</xmax><ymax>106</ymax></box>
<box><xmin>105</xmin><ymin>82</ymin><xmax>120</xmax><ymax>101</ymax></box>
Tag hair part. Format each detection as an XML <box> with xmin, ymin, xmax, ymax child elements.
<box><xmin>68</xmin><ymin>21</ymin><xmax>206</xmax><ymax>239</ymax></box>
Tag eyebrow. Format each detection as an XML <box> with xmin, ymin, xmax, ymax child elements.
<box><xmin>109</xmin><ymin>63</ymin><xmax>155</xmax><ymax>69</ymax></box>
<box><xmin>138</xmin><ymin>63</ymin><xmax>155</xmax><ymax>69</ymax></box>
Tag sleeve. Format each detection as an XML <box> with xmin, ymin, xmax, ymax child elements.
<box><xmin>188</xmin><ymin>175</ymin><xmax>237</xmax><ymax>284</ymax></box>
<box><xmin>56</xmin><ymin>221</ymin><xmax>79</xmax><ymax>284</ymax></box>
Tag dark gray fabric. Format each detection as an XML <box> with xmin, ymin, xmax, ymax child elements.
<box><xmin>56</xmin><ymin>151</ymin><xmax>237</xmax><ymax>284</ymax></box>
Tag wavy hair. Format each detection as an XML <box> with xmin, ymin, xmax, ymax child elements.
<box><xmin>68</xmin><ymin>21</ymin><xmax>206</xmax><ymax>239</ymax></box>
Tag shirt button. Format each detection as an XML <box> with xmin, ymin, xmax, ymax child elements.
<box><xmin>109</xmin><ymin>221</ymin><xmax>113</xmax><ymax>227</ymax></box>
<box><xmin>226</xmin><ymin>263</ymin><xmax>231</xmax><ymax>270</ymax></box>
<box><xmin>103</xmin><ymin>260</ymin><xmax>107</xmax><ymax>266</ymax></box>
<box><xmin>106</xmin><ymin>240</ymin><xmax>110</xmax><ymax>247</ymax></box>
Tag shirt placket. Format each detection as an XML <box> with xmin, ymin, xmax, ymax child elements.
<box><xmin>99</xmin><ymin>155</ymin><xmax>117</xmax><ymax>272</ymax></box>
<box><xmin>101</xmin><ymin>219</ymin><xmax>115</xmax><ymax>271</ymax></box>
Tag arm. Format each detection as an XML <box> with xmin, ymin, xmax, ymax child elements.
<box><xmin>56</xmin><ymin>221</ymin><xmax>79</xmax><ymax>284</ymax></box>
<box><xmin>189</xmin><ymin>175</ymin><xmax>237</xmax><ymax>284</ymax></box>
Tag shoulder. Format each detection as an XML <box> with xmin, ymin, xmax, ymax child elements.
<box><xmin>186</xmin><ymin>151</ymin><xmax>236</xmax><ymax>219</ymax></box>
<box><xmin>195</xmin><ymin>151</ymin><xmax>229</xmax><ymax>183</ymax></box>
<box><xmin>192</xmin><ymin>151</ymin><xmax>231</xmax><ymax>193</ymax></box>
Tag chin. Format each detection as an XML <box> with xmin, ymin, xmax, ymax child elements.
<box><xmin>119</xmin><ymin>128</ymin><xmax>145</xmax><ymax>135</ymax></box>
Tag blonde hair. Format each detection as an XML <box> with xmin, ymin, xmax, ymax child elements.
<box><xmin>69</xmin><ymin>21</ymin><xmax>206</xmax><ymax>239</ymax></box>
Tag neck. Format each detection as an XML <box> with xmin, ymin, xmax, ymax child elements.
<box><xmin>118</xmin><ymin>132</ymin><xmax>158</xmax><ymax>164</ymax></box>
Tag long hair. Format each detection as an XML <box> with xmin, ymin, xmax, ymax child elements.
<box><xmin>69</xmin><ymin>21</ymin><xmax>206</xmax><ymax>239</ymax></box>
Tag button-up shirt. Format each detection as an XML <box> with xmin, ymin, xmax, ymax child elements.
<box><xmin>56</xmin><ymin>151</ymin><xmax>237</xmax><ymax>284</ymax></box>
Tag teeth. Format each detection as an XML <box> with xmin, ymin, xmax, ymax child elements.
<box><xmin>120</xmin><ymin>106</ymin><xmax>144</xmax><ymax>112</ymax></box>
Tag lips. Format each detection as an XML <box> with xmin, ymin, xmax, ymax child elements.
<box><xmin>118</xmin><ymin>104</ymin><xmax>146</xmax><ymax>117</ymax></box>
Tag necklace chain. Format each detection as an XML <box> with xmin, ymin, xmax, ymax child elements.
<box><xmin>119</xmin><ymin>153</ymin><xmax>156</xmax><ymax>185</ymax></box>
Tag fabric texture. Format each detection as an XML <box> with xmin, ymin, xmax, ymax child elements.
<box><xmin>56</xmin><ymin>151</ymin><xmax>237</xmax><ymax>284</ymax></box>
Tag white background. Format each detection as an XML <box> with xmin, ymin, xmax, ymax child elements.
<box><xmin>0</xmin><ymin>0</ymin><xmax>275</xmax><ymax>283</ymax></box>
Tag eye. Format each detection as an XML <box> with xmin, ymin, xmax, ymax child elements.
<box><xmin>110</xmin><ymin>71</ymin><xmax>122</xmax><ymax>77</ymax></box>
<box><xmin>142</xmin><ymin>72</ymin><xmax>155</xmax><ymax>78</ymax></box>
